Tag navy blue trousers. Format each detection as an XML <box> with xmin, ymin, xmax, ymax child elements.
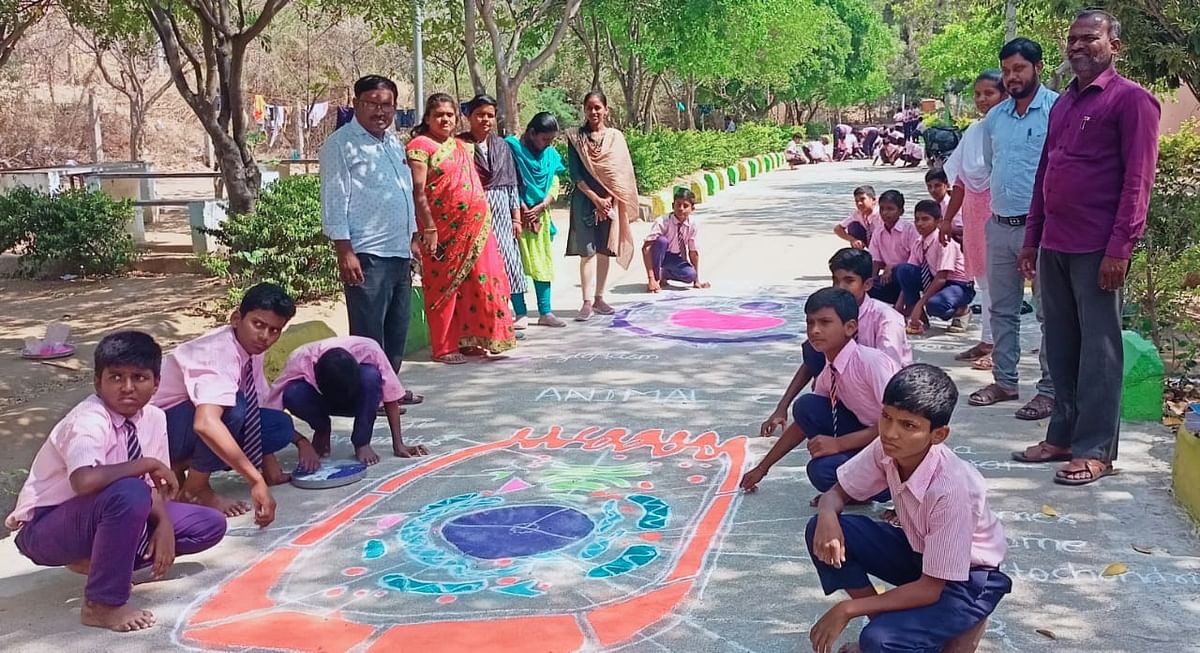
<box><xmin>791</xmin><ymin>394</ymin><xmax>890</xmax><ymax>502</ymax></box>
<box><xmin>846</xmin><ymin>222</ymin><xmax>870</xmax><ymax>245</ymax></box>
<box><xmin>165</xmin><ymin>392</ymin><xmax>294</xmax><ymax>473</ymax></box>
<box><xmin>805</xmin><ymin>515</ymin><xmax>1012</xmax><ymax>653</ymax></box>
<box><xmin>281</xmin><ymin>362</ymin><xmax>384</xmax><ymax>448</ymax></box>
<box><xmin>868</xmin><ymin>276</ymin><xmax>902</xmax><ymax>305</ymax></box>
<box><xmin>894</xmin><ymin>263</ymin><xmax>976</xmax><ymax>320</ymax></box>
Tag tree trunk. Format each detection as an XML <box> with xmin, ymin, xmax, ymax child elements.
<box><xmin>1004</xmin><ymin>0</ymin><xmax>1018</xmax><ymax>41</ymax></box>
<box><xmin>684</xmin><ymin>78</ymin><xmax>697</xmax><ymax>130</ymax></box>
<box><xmin>129</xmin><ymin>97</ymin><xmax>145</xmax><ymax>161</ymax></box>
<box><xmin>640</xmin><ymin>73</ymin><xmax>662</xmax><ymax>132</ymax></box>
<box><xmin>463</xmin><ymin>0</ymin><xmax>487</xmax><ymax>95</ymax></box>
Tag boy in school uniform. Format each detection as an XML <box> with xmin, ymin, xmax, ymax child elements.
<box><xmin>153</xmin><ymin>283</ymin><xmax>315</xmax><ymax>527</ymax></box>
<box><xmin>867</xmin><ymin>190</ymin><xmax>918</xmax><ymax>305</ymax></box>
<box><xmin>761</xmin><ymin>248</ymin><xmax>912</xmax><ymax>438</ymax></box>
<box><xmin>806</xmin><ymin>364</ymin><xmax>1012</xmax><ymax>653</ymax></box>
<box><xmin>643</xmin><ymin>188</ymin><xmax>711</xmax><ymax>293</ymax></box>
<box><xmin>833</xmin><ymin>186</ymin><xmax>879</xmax><ymax>249</ymax></box>
<box><xmin>926</xmin><ymin>167</ymin><xmax>962</xmax><ymax>241</ymax></box>
<box><xmin>894</xmin><ymin>200</ymin><xmax>976</xmax><ymax>335</ymax></box>
<box><xmin>266</xmin><ymin>336</ymin><xmax>431</xmax><ymax>465</ymax></box>
<box><xmin>743</xmin><ymin>288</ymin><xmax>900</xmax><ymax>503</ymax></box>
<box><xmin>6</xmin><ymin>331</ymin><xmax>226</xmax><ymax>632</ymax></box>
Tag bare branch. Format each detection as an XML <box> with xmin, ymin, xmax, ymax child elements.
<box><xmin>513</xmin><ymin>0</ymin><xmax>582</xmax><ymax>85</ymax></box>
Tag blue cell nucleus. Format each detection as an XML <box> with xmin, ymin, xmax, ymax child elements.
<box><xmin>441</xmin><ymin>505</ymin><xmax>595</xmax><ymax>559</ymax></box>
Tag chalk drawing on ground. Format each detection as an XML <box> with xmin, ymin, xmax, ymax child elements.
<box><xmin>175</xmin><ymin>426</ymin><xmax>748</xmax><ymax>652</ymax></box>
<box><xmin>611</xmin><ymin>293</ymin><xmax>818</xmax><ymax>344</ymax></box>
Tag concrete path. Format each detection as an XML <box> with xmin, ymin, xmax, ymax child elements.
<box><xmin>1</xmin><ymin>161</ymin><xmax>1197</xmax><ymax>652</ymax></box>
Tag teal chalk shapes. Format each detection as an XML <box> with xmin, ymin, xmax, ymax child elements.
<box><xmin>596</xmin><ymin>500</ymin><xmax>623</xmax><ymax>534</ymax></box>
<box><xmin>363</xmin><ymin>539</ymin><xmax>386</xmax><ymax>560</ymax></box>
<box><xmin>586</xmin><ymin>544</ymin><xmax>659</xmax><ymax>578</ymax></box>
<box><xmin>490</xmin><ymin>580</ymin><xmax>545</xmax><ymax>597</ymax></box>
<box><xmin>580</xmin><ymin>538</ymin><xmax>613</xmax><ymax>560</ymax></box>
<box><xmin>380</xmin><ymin>573</ymin><xmax>486</xmax><ymax>595</ymax></box>
<box><xmin>627</xmin><ymin>494</ymin><xmax>669</xmax><ymax>530</ymax></box>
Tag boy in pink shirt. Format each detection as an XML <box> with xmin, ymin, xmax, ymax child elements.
<box><xmin>806</xmin><ymin>364</ymin><xmax>1011</xmax><ymax>653</ymax></box>
<box><xmin>894</xmin><ymin>200</ymin><xmax>976</xmax><ymax>335</ymax></box>
<box><xmin>643</xmin><ymin>188</ymin><xmax>710</xmax><ymax>292</ymax></box>
<box><xmin>266</xmin><ymin>336</ymin><xmax>430</xmax><ymax>465</ymax></box>
<box><xmin>743</xmin><ymin>288</ymin><xmax>900</xmax><ymax>504</ymax></box>
<box><xmin>833</xmin><ymin>185</ymin><xmax>879</xmax><ymax>249</ymax></box>
<box><xmin>925</xmin><ymin>167</ymin><xmax>963</xmax><ymax>239</ymax></box>
<box><xmin>867</xmin><ymin>190</ymin><xmax>918</xmax><ymax>305</ymax></box>
<box><xmin>7</xmin><ymin>331</ymin><xmax>225</xmax><ymax>632</ymax></box>
<box><xmin>153</xmin><ymin>283</ymin><xmax>312</xmax><ymax>526</ymax></box>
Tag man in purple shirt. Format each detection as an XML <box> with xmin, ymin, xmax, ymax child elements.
<box><xmin>1015</xmin><ymin>9</ymin><xmax>1160</xmax><ymax>487</ymax></box>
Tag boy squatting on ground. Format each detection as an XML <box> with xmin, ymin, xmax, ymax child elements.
<box><xmin>152</xmin><ymin>283</ymin><xmax>318</xmax><ymax>527</ymax></box>
<box><xmin>643</xmin><ymin>187</ymin><xmax>710</xmax><ymax>292</ymax></box>
<box><xmin>866</xmin><ymin>190</ymin><xmax>918</xmax><ymax>306</ymax></box>
<box><xmin>265</xmin><ymin>336</ymin><xmax>431</xmax><ymax>465</ymax></box>
<box><xmin>894</xmin><ymin>200</ymin><xmax>976</xmax><ymax>336</ymax></box>
<box><xmin>6</xmin><ymin>331</ymin><xmax>227</xmax><ymax>632</ymax></box>
<box><xmin>924</xmin><ymin>167</ymin><xmax>963</xmax><ymax>242</ymax></box>
<box><xmin>743</xmin><ymin>287</ymin><xmax>901</xmax><ymax>504</ymax></box>
<box><xmin>805</xmin><ymin>364</ymin><xmax>1012</xmax><ymax>653</ymax></box>
<box><xmin>760</xmin><ymin>247</ymin><xmax>911</xmax><ymax>437</ymax></box>
<box><xmin>833</xmin><ymin>186</ymin><xmax>880</xmax><ymax>249</ymax></box>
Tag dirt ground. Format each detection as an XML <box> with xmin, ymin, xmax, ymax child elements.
<box><xmin>0</xmin><ymin>274</ymin><xmax>343</xmax><ymax>529</ymax></box>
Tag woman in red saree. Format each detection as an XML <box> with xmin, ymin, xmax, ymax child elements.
<box><xmin>407</xmin><ymin>93</ymin><xmax>516</xmax><ymax>364</ymax></box>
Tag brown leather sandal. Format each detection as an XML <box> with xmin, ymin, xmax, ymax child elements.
<box><xmin>1015</xmin><ymin>394</ymin><xmax>1054</xmax><ymax>421</ymax></box>
<box><xmin>1012</xmin><ymin>441</ymin><xmax>1071</xmax><ymax>463</ymax></box>
<box><xmin>968</xmin><ymin>383</ymin><xmax>1019</xmax><ymax>406</ymax></box>
<box><xmin>1054</xmin><ymin>459</ymin><xmax>1115</xmax><ymax>486</ymax></box>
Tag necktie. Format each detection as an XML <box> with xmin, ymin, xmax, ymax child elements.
<box><xmin>240</xmin><ymin>359</ymin><xmax>265</xmax><ymax>467</ymax></box>
<box><xmin>123</xmin><ymin>420</ymin><xmax>141</xmax><ymax>461</ymax></box>
<box><xmin>829</xmin><ymin>368</ymin><xmax>840</xmax><ymax>435</ymax></box>
<box><xmin>919</xmin><ymin>241</ymin><xmax>934</xmax><ymax>289</ymax></box>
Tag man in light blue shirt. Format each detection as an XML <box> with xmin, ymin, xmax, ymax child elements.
<box><xmin>321</xmin><ymin>75</ymin><xmax>422</xmax><ymax>394</ymax></box>
<box><xmin>970</xmin><ymin>38</ymin><xmax>1057</xmax><ymax>422</ymax></box>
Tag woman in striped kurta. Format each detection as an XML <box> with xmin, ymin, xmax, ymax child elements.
<box><xmin>460</xmin><ymin>95</ymin><xmax>530</xmax><ymax>331</ymax></box>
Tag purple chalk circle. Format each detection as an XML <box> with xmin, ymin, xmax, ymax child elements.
<box><xmin>739</xmin><ymin>301</ymin><xmax>784</xmax><ymax>311</ymax></box>
<box><xmin>441</xmin><ymin>505</ymin><xmax>595</xmax><ymax>560</ymax></box>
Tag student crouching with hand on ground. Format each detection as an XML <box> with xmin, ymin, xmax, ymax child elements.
<box><xmin>805</xmin><ymin>364</ymin><xmax>1011</xmax><ymax>653</ymax></box>
<box><xmin>643</xmin><ymin>187</ymin><xmax>710</xmax><ymax>293</ymax></box>
<box><xmin>6</xmin><ymin>331</ymin><xmax>226</xmax><ymax>632</ymax></box>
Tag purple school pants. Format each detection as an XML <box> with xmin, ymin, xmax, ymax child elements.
<box><xmin>281</xmin><ymin>362</ymin><xmax>384</xmax><ymax>448</ymax></box>
<box><xmin>648</xmin><ymin>237</ymin><xmax>697</xmax><ymax>284</ymax></box>
<box><xmin>14</xmin><ymin>477</ymin><xmax>226</xmax><ymax>606</ymax></box>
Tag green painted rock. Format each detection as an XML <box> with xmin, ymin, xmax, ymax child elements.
<box><xmin>748</xmin><ymin>159</ymin><xmax>758</xmax><ymax>177</ymax></box>
<box><xmin>726</xmin><ymin>166</ymin><xmax>739</xmax><ymax>185</ymax></box>
<box><xmin>406</xmin><ymin>287</ymin><xmax>431</xmax><ymax>355</ymax></box>
<box><xmin>1122</xmin><ymin>329</ymin><xmax>1163</xmax><ymax>422</ymax></box>
<box><xmin>703</xmin><ymin>172</ymin><xmax>718</xmax><ymax>196</ymax></box>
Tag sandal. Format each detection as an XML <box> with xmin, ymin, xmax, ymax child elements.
<box><xmin>955</xmin><ymin>343</ymin><xmax>993</xmax><ymax>362</ymax></box>
<box><xmin>434</xmin><ymin>353</ymin><xmax>469</xmax><ymax>365</ymax></box>
<box><xmin>1015</xmin><ymin>394</ymin><xmax>1054</xmax><ymax>421</ymax></box>
<box><xmin>967</xmin><ymin>383</ymin><xmax>1019</xmax><ymax>406</ymax></box>
<box><xmin>1054</xmin><ymin>459</ymin><xmax>1115</xmax><ymax>486</ymax></box>
<box><xmin>906</xmin><ymin>323</ymin><xmax>925</xmax><ymax>336</ymax></box>
<box><xmin>575</xmin><ymin>302</ymin><xmax>594</xmax><ymax>322</ymax></box>
<box><xmin>1011</xmin><ymin>441</ymin><xmax>1071</xmax><ymax>463</ymax></box>
<box><xmin>400</xmin><ymin>390</ymin><xmax>424</xmax><ymax>406</ymax></box>
<box><xmin>971</xmin><ymin>354</ymin><xmax>994</xmax><ymax>371</ymax></box>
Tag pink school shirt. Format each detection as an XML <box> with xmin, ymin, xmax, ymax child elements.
<box><xmin>265</xmin><ymin>336</ymin><xmax>406</xmax><ymax>410</ymax></box>
<box><xmin>152</xmin><ymin>326</ymin><xmax>270</xmax><ymax>411</ymax></box>
<box><xmin>6</xmin><ymin>394</ymin><xmax>169</xmax><ymax>529</ymax></box>
<box><xmin>811</xmin><ymin>339</ymin><xmax>901</xmax><ymax>427</ymax></box>
<box><xmin>910</xmin><ymin>231</ymin><xmax>972</xmax><ymax>284</ymax></box>
<box><xmin>837</xmin><ymin>439</ymin><xmax>1007</xmax><ymax>581</ymax></box>
<box><xmin>646</xmin><ymin>214</ymin><xmax>698</xmax><ymax>256</ymax></box>
<box><xmin>869</xmin><ymin>220</ymin><xmax>918</xmax><ymax>267</ymax></box>
<box><xmin>857</xmin><ymin>298</ymin><xmax>913</xmax><ymax>367</ymax></box>
<box><xmin>939</xmin><ymin>195</ymin><xmax>963</xmax><ymax>230</ymax></box>
<box><xmin>839</xmin><ymin>208</ymin><xmax>880</xmax><ymax>234</ymax></box>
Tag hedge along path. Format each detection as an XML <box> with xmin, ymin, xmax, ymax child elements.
<box><xmin>639</xmin><ymin>152</ymin><xmax>784</xmax><ymax>221</ymax></box>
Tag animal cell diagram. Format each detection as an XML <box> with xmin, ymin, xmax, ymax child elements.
<box><xmin>611</xmin><ymin>294</ymin><xmax>813</xmax><ymax>344</ymax></box>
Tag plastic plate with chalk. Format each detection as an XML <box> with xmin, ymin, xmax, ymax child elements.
<box><xmin>291</xmin><ymin>460</ymin><xmax>368</xmax><ymax>489</ymax></box>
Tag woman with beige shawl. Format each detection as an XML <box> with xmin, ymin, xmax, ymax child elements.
<box><xmin>565</xmin><ymin>91</ymin><xmax>638</xmax><ymax>321</ymax></box>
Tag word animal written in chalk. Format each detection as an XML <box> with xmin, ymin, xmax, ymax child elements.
<box><xmin>535</xmin><ymin>351</ymin><xmax>660</xmax><ymax>363</ymax></box>
<box><xmin>535</xmin><ymin>388</ymin><xmax>701</xmax><ymax>403</ymax></box>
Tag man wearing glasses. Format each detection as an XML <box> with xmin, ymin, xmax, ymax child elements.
<box><xmin>319</xmin><ymin>76</ymin><xmax>424</xmax><ymax>407</ymax></box>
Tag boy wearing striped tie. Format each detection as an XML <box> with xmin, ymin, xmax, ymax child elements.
<box><xmin>153</xmin><ymin>283</ymin><xmax>314</xmax><ymax>527</ymax></box>
<box><xmin>806</xmin><ymin>364</ymin><xmax>1011</xmax><ymax>653</ymax></box>
<box><xmin>894</xmin><ymin>200</ymin><xmax>976</xmax><ymax>335</ymax></box>
<box><xmin>6</xmin><ymin>331</ymin><xmax>226</xmax><ymax>632</ymax></box>
<box><xmin>741</xmin><ymin>288</ymin><xmax>900</xmax><ymax>505</ymax></box>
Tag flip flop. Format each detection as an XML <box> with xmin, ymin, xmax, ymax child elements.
<box><xmin>1012</xmin><ymin>441</ymin><xmax>1072</xmax><ymax>463</ymax></box>
<box><xmin>1054</xmin><ymin>459</ymin><xmax>1115</xmax><ymax>486</ymax></box>
<box><xmin>400</xmin><ymin>390</ymin><xmax>424</xmax><ymax>406</ymax></box>
<box><xmin>434</xmin><ymin>354</ymin><xmax>469</xmax><ymax>365</ymax></box>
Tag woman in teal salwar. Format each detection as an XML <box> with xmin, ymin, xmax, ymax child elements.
<box><xmin>506</xmin><ymin>112</ymin><xmax>567</xmax><ymax>328</ymax></box>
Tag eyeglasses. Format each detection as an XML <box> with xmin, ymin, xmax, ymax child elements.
<box><xmin>358</xmin><ymin>99</ymin><xmax>397</xmax><ymax>114</ymax></box>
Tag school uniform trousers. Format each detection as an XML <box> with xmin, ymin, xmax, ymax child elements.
<box><xmin>893</xmin><ymin>263</ymin><xmax>976</xmax><ymax>320</ymax></box>
<box><xmin>165</xmin><ymin>393</ymin><xmax>294</xmax><ymax>473</ymax></box>
<box><xmin>647</xmin><ymin>236</ymin><xmax>697</xmax><ymax>284</ymax></box>
<box><xmin>15</xmin><ymin>478</ymin><xmax>225</xmax><ymax>606</ymax></box>
<box><xmin>805</xmin><ymin>514</ymin><xmax>1012</xmax><ymax>653</ymax></box>
<box><xmin>280</xmin><ymin>362</ymin><xmax>384</xmax><ymax>448</ymax></box>
<box><xmin>791</xmin><ymin>393</ymin><xmax>890</xmax><ymax>502</ymax></box>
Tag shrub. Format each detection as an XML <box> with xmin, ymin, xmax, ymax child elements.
<box><xmin>0</xmin><ymin>187</ymin><xmax>138</xmax><ymax>277</ymax></box>
<box><xmin>201</xmin><ymin>174</ymin><xmax>340</xmax><ymax>306</ymax></box>
<box><xmin>625</xmin><ymin>123</ymin><xmax>786</xmax><ymax>194</ymax></box>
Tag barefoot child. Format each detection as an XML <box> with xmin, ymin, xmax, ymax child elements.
<box><xmin>643</xmin><ymin>188</ymin><xmax>710</xmax><ymax>292</ymax></box>
<box><xmin>6</xmin><ymin>331</ymin><xmax>226</xmax><ymax>632</ymax></box>
<box><xmin>867</xmin><ymin>190</ymin><xmax>917</xmax><ymax>305</ymax></box>
<box><xmin>153</xmin><ymin>283</ymin><xmax>316</xmax><ymax>526</ymax></box>
<box><xmin>894</xmin><ymin>200</ymin><xmax>976</xmax><ymax>335</ymax></box>
<box><xmin>742</xmin><ymin>288</ymin><xmax>899</xmax><ymax>502</ymax></box>
<box><xmin>267</xmin><ymin>336</ymin><xmax>432</xmax><ymax>464</ymax></box>
<box><xmin>833</xmin><ymin>186</ymin><xmax>879</xmax><ymax>249</ymax></box>
<box><xmin>806</xmin><ymin>364</ymin><xmax>1011</xmax><ymax>653</ymax></box>
<box><xmin>760</xmin><ymin>249</ymin><xmax>911</xmax><ymax>437</ymax></box>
